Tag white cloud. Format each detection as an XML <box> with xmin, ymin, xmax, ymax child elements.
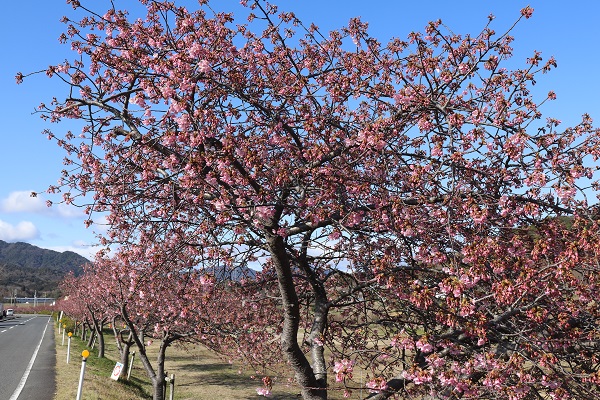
<box><xmin>0</xmin><ymin>191</ymin><xmax>85</xmax><ymax>218</ymax></box>
<box><xmin>1</xmin><ymin>191</ymin><xmax>46</xmax><ymax>213</ymax></box>
<box><xmin>90</xmin><ymin>214</ymin><xmax>109</xmax><ymax>233</ymax></box>
<box><xmin>0</xmin><ymin>220</ymin><xmax>40</xmax><ymax>241</ymax></box>
<box><xmin>54</xmin><ymin>203</ymin><xmax>86</xmax><ymax>218</ymax></box>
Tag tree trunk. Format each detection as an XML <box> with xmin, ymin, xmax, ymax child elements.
<box><xmin>87</xmin><ymin>328</ymin><xmax>95</xmax><ymax>348</ymax></box>
<box><xmin>118</xmin><ymin>331</ymin><xmax>135</xmax><ymax>380</ymax></box>
<box><xmin>121</xmin><ymin>341</ymin><xmax>133</xmax><ymax>379</ymax></box>
<box><xmin>153</xmin><ymin>339</ymin><xmax>168</xmax><ymax>400</ymax></box>
<box><xmin>87</xmin><ymin>306</ymin><xmax>106</xmax><ymax>358</ymax></box>
<box><xmin>74</xmin><ymin>320</ymin><xmax>79</xmax><ymax>337</ymax></box>
<box><xmin>134</xmin><ymin>338</ymin><xmax>163</xmax><ymax>400</ymax></box>
<box><xmin>122</xmin><ymin>305</ymin><xmax>168</xmax><ymax>400</ymax></box>
<box><xmin>308</xmin><ymin>292</ymin><xmax>329</xmax><ymax>390</ymax></box>
<box><xmin>139</xmin><ymin>334</ymin><xmax>168</xmax><ymax>400</ymax></box>
<box><xmin>96</xmin><ymin>319</ymin><xmax>106</xmax><ymax>358</ymax></box>
<box><xmin>267</xmin><ymin>234</ymin><xmax>326</xmax><ymax>400</ymax></box>
<box><xmin>81</xmin><ymin>320</ymin><xmax>87</xmax><ymax>341</ymax></box>
<box><xmin>112</xmin><ymin>317</ymin><xmax>123</xmax><ymax>355</ymax></box>
<box><xmin>299</xmin><ymin>241</ymin><xmax>331</xmax><ymax>392</ymax></box>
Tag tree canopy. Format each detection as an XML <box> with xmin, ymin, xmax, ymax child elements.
<box><xmin>22</xmin><ymin>1</ymin><xmax>600</xmax><ymax>399</ymax></box>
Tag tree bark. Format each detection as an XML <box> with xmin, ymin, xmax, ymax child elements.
<box><xmin>308</xmin><ymin>292</ymin><xmax>329</xmax><ymax>390</ymax></box>
<box><xmin>120</xmin><ymin>341</ymin><xmax>133</xmax><ymax>380</ymax></box>
<box><xmin>122</xmin><ymin>305</ymin><xmax>167</xmax><ymax>400</ymax></box>
<box><xmin>153</xmin><ymin>338</ymin><xmax>168</xmax><ymax>400</ymax></box>
<box><xmin>113</xmin><ymin>320</ymin><xmax>135</xmax><ymax>380</ymax></box>
<box><xmin>81</xmin><ymin>320</ymin><xmax>87</xmax><ymax>341</ymax></box>
<box><xmin>267</xmin><ymin>234</ymin><xmax>326</xmax><ymax>400</ymax></box>
<box><xmin>112</xmin><ymin>317</ymin><xmax>123</xmax><ymax>355</ymax></box>
<box><xmin>87</xmin><ymin>328</ymin><xmax>95</xmax><ymax>348</ymax></box>
<box><xmin>96</xmin><ymin>319</ymin><xmax>106</xmax><ymax>358</ymax></box>
<box><xmin>87</xmin><ymin>306</ymin><xmax>106</xmax><ymax>358</ymax></box>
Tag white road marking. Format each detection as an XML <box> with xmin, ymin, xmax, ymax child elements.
<box><xmin>0</xmin><ymin>316</ymin><xmax>32</xmax><ymax>334</ymax></box>
<box><xmin>9</xmin><ymin>317</ymin><xmax>49</xmax><ymax>400</ymax></box>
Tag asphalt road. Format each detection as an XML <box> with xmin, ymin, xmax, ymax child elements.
<box><xmin>0</xmin><ymin>315</ymin><xmax>55</xmax><ymax>400</ymax></box>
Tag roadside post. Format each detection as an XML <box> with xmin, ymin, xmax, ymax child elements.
<box><xmin>167</xmin><ymin>373</ymin><xmax>175</xmax><ymax>400</ymax></box>
<box><xmin>162</xmin><ymin>372</ymin><xmax>175</xmax><ymax>400</ymax></box>
<box><xmin>62</xmin><ymin>324</ymin><xmax>67</xmax><ymax>345</ymax></box>
<box><xmin>67</xmin><ymin>332</ymin><xmax>73</xmax><ymax>363</ymax></box>
<box><xmin>76</xmin><ymin>350</ymin><xmax>90</xmax><ymax>400</ymax></box>
<box><xmin>127</xmin><ymin>351</ymin><xmax>136</xmax><ymax>380</ymax></box>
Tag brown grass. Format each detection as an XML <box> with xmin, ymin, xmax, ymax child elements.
<box><xmin>51</xmin><ymin>318</ymin><xmax>354</xmax><ymax>399</ymax></box>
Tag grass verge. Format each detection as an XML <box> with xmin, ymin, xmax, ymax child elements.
<box><xmin>53</xmin><ymin>324</ymin><xmax>150</xmax><ymax>400</ymax></box>
<box><xmin>52</xmin><ymin>316</ymin><xmax>354</xmax><ymax>399</ymax></box>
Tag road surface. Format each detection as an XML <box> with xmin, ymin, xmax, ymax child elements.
<box><xmin>0</xmin><ymin>315</ymin><xmax>56</xmax><ymax>400</ymax></box>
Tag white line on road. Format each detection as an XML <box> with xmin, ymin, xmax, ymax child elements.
<box><xmin>9</xmin><ymin>317</ymin><xmax>49</xmax><ymax>400</ymax></box>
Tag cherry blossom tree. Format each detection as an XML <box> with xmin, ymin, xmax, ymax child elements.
<box><xmin>84</xmin><ymin>241</ymin><xmax>225</xmax><ymax>400</ymax></box>
<box><xmin>59</xmin><ymin>267</ymin><xmax>113</xmax><ymax>356</ymax></box>
<box><xmin>57</xmin><ymin>272</ymin><xmax>90</xmax><ymax>336</ymax></box>
<box><xmin>21</xmin><ymin>1</ymin><xmax>600</xmax><ymax>399</ymax></box>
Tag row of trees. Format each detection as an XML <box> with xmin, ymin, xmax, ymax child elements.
<box><xmin>27</xmin><ymin>1</ymin><xmax>600</xmax><ymax>399</ymax></box>
<box><xmin>58</xmin><ymin>252</ymin><xmax>275</xmax><ymax>399</ymax></box>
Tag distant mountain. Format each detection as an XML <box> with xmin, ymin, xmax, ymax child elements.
<box><xmin>208</xmin><ymin>264</ymin><xmax>257</xmax><ymax>282</ymax></box>
<box><xmin>0</xmin><ymin>240</ymin><xmax>90</xmax><ymax>298</ymax></box>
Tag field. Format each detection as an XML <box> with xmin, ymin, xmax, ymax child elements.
<box><xmin>51</xmin><ymin>317</ymin><xmax>355</xmax><ymax>399</ymax></box>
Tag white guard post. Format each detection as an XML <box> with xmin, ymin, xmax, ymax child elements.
<box><xmin>76</xmin><ymin>350</ymin><xmax>90</xmax><ymax>400</ymax></box>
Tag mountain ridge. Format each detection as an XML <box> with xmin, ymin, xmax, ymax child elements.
<box><xmin>0</xmin><ymin>240</ymin><xmax>90</xmax><ymax>299</ymax></box>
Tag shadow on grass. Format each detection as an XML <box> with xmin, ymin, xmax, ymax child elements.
<box><xmin>175</xmin><ymin>362</ymin><xmax>252</xmax><ymax>387</ymax></box>
<box><xmin>173</xmin><ymin>362</ymin><xmax>302</xmax><ymax>399</ymax></box>
<box><xmin>121</xmin><ymin>377</ymin><xmax>153</xmax><ymax>399</ymax></box>
<box><xmin>178</xmin><ymin>361</ymin><xmax>237</xmax><ymax>372</ymax></box>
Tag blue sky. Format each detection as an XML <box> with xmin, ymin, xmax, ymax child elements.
<box><xmin>0</xmin><ymin>1</ymin><xmax>598</xmax><ymax>259</ymax></box>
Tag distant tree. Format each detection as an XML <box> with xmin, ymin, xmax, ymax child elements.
<box><xmin>57</xmin><ymin>271</ymin><xmax>93</xmax><ymax>339</ymax></box>
<box><xmin>24</xmin><ymin>1</ymin><xmax>600</xmax><ymax>399</ymax></box>
<box><xmin>58</xmin><ymin>269</ymin><xmax>109</xmax><ymax>355</ymax></box>
<box><xmin>85</xmin><ymin>242</ymin><xmax>223</xmax><ymax>400</ymax></box>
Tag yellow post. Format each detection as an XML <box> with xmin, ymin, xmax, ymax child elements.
<box><xmin>67</xmin><ymin>332</ymin><xmax>73</xmax><ymax>363</ymax></box>
<box><xmin>76</xmin><ymin>350</ymin><xmax>90</xmax><ymax>400</ymax></box>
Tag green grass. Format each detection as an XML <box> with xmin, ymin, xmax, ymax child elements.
<box><xmin>51</xmin><ymin>320</ymin><xmax>300</xmax><ymax>399</ymax></box>
<box><xmin>52</xmin><ymin>316</ymin><xmax>356</xmax><ymax>399</ymax></box>
<box><xmin>53</xmin><ymin>322</ymin><xmax>150</xmax><ymax>400</ymax></box>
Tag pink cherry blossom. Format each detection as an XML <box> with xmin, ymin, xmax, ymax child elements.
<box><xmin>37</xmin><ymin>1</ymin><xmax>600</xmax><ymax>399</ymax></box>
